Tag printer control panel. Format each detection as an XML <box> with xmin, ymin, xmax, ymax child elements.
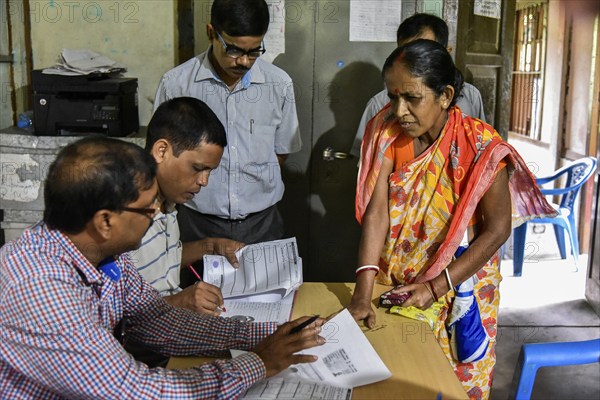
<box><xmin>93</xmin><ymin>104</ymin><xmax>119</xmax><ymax>121</ymax></box>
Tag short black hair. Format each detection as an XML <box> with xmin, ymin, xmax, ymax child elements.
<box><xmin>145</xmin><ymin>97</ymin><xmax>227</xmax><ymax>157</ymax></box>
<box><xmin>397</xmin><ymin>13</ymin><xmax>449</xmax><ymax>47</ymax></box>
<box><xmin>44</xmin><ymin>137</ymin><xmax>157</xmax><ymax>234</ymax></box>
<box><xmin>383</xmin><ymin>39</ymin><xmax>464</xmax><ymax>106</ymax></box>
<box><xmin>211</xmin><ymin>0</ymin><xmax>270</xmax><ymax>37</ymax></box>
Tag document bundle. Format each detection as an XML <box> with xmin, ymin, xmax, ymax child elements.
<box><xmin>203</xmin><ymin>238</ymin><xmax>302</xmax><ymax>324</ymax></box>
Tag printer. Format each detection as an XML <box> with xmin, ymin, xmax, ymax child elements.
<box><xmin>32</xmin><ymin>70</ymin><xmax>139</xmax><ymax>137</ymax></box>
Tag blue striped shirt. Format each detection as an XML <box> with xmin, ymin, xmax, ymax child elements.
<box><xmin>129</xmin><ymin>206</ymin><xmax>182</xmax><ymax>296</ymax></box>
<box><xmin>154</xmin><ymin>49</ymin><xmax>302</xmax><ymax>219</ymax></box>
<box><xmin>0</xmin><ymin>222</ymin><xmax>277</xmax><ymax>399</ymax></box>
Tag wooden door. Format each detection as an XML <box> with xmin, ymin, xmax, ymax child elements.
<box><xmin>191</xmin><ymin>1</ymin><xmax>512</xmax><ymax>282</ymax></box>
<box><xmin>454</xmin><ymin>0</ymin><xmax>516</xmax><ymax>139</ymax></box>
<box><xmin>281</xmin><ymin>0</ymin><xmax>398</xmax><ymax>282</ymax></box>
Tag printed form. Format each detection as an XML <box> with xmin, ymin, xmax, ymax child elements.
<box><xmin>232</xmin><ymin>309</ymin><xmax>390</xmax><ymax>398</ymax></box>
<box><xmin>294</xmin><ymin>309</ymin><xmax>391</xmax><ymax>388</ymax></box>
<box><xmin>242</xmin><ymin>378</ymin><xmax>351</xmax><ymax>400</ymax></box>
<box><xmin>221</xmin><ymin>291</ymin><xmax>296</xmax><ymax>324</ymax></box>
<box><xmin>230</xmin><ymin>350</ymin><xmax>352</xmax><ymax>399</ymax></box>
<box><xmin>204</xmin><ymin>238</ymin><xmax>302</xmax><ymax>324</ymax></box>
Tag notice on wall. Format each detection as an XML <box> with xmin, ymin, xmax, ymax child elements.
<box><xmin>0</xmin><ymin>154</ymin><xmax>41</xmax><ymax>203</ymax></box>
<box><xmin>474</xmin><ymin>0</ymin><xmax>502</xmax><ymax>20</ymax></box>
<box><xmin>349</xmin><ymin>0</ymin><xmax>402</xmax><ymax>42</ymax></box>
<box><xmin>263</xmin><ymin>0</ymin><xmax>286</xmax><ymax>63</ymax></box>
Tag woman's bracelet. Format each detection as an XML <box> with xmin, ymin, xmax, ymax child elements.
<box><xmin>355</xmin><ymin>265</ymin><xmax>380</xmax><ymax>276</ymax></box>
<box><xmin>426</xmin><ymin>280</ymin><xmax>439</xmax><ymax>301</ymax></box>
<box><xmin>422</xmin><ymin>282</ymin><xmax>437</xmax><ymax>302</ymax></box>
<box><xmin>444</xmin><ymin>268</ymin><xmax>454</xmax><ymax>292</ymax></box>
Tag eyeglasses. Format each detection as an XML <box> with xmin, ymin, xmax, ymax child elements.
<box><xmin>215</xmin><ymin>30</ymin><xmax>266</xmax><ymax>59</ymax></box>
<box><xmin>120</xmin><ymin>207</ymin><xmax>158</xmax><ymax>219</ymax></box>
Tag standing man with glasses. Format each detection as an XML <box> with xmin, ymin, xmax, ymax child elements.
<box><xmin>153</xmin><ymin>0</ymin><xmax>301</xmax><ymax>282</ymax></box>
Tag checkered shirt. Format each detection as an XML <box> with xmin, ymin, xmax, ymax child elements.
<box><xmin>0</xmin><ymin>222</ymin><xmax>277</xmax><ymax>399</ymax></box>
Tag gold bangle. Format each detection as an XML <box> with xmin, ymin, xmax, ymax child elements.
<box><xmin>422</xmin><ymin>282</ymin><xmax>436</xmax><ymax>302</ymax></box>
<box><xmin>427</xmin><ymin>280</ymin><xmax>439</xmax><ymax>301</ymax></box>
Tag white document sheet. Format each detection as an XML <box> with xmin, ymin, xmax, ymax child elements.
<box><xmin>230</xmin><ymin>350</ymin><xmax>352</xmax><ymax>399</ymax></box>
<box><xmin>242</xmin><ymin>378</ymin><xmax>352</xmax><ymax>400</ymax></box>
<box><xmin>293</xmin><ymin>309</ymin><xmax>391</xmax><ymax>388</ymax></box>
<box><xmin>203</xmin><ymin>238</ymin><xmax>302</xmax><ymax>298</ymax></box>
<box><xmin>221</xmin><ymin>291</ymin><xmax>296</xmax><ymax>324</ymax></box>
<box><xmin>349</xmin><ymin>0</ymin><xmax>402</xmax><ymax>42</ymax></box>
<box><xmin>262</xmin><ymin>0</ymin><xmax>286</xmax><ymax>63</ymax></box>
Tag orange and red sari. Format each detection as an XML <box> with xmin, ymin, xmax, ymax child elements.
<box><xmin>356</xmin><ymin>106</ymin><xmax>555</xmax><ymax>399</ymax></box>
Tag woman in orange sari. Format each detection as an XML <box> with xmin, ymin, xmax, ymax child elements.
<box><xmin>349</xmin><ymin>40</ymin><xmax>556</xmax><ymax>400</ymax></box>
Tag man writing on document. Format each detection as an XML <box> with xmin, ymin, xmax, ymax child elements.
<box><xmin>153</xmin><ymin>0</ymin><xmax>301</xmax><ymax>267</ymax></box>
<box><xmin>131</xmin><ymin>97</ymin><xmax>240</xmax><ymax>317</ymax></box>
<box><xmin>0</xmin><ymin>137</ymin><xmax>325</xmax><ymax>399</ymax></box>
<box><xmin>127</xmin><ymin>97</ymin><xmax>242</xmax><ymax>367</ymax></box>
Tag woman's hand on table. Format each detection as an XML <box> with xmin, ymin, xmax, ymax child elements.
<box><xmin>253</xmin><ymin>316</ymin><xmax>326</xmax><ymax>378</ymax></box>
<box><xmin>395</xmin><ymin>283</ymin><xmax>435</xmax><ymax>310</ymax></box>
<box><xmin>348</xmin><ymin>297</ymin><xmax>377</xmax><ymax>329</ymax></box>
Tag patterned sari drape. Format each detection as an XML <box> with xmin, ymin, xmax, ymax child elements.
<box><xmin>355</xmin><ymin>106</ymin><xmax>556</xmax><ymax>399</ymax></box>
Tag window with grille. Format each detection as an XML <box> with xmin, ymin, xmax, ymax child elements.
<box><xmin>510</xmin><ymin>2</ymin><xmax>548</xmax><ymax>139</ymax></box>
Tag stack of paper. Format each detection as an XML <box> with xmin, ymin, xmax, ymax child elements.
<box><xmin>293</xmin><ymin>309</ymin><xmax>392</xmax><ymax>388</ymax></box>
<box><xmin>242</xmin><ymin>379</ymin><xmax>352</xmax><ymax>399</ymax></box>
<box><xmin>233</xmin><ymin>309</ymin><xmax>391</xmax><ymax>398</ymax></box>
<box><xmin>42</xmin><ymin>49</ymin><xmax>126</xmax><ymax>76</ymax></box>
<box><xmin>204</xmin><ymin>238</ymin><xmax>302</xmax><ymax>324</ymax></box>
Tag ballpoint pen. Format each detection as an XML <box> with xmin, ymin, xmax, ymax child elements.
<box><xmin>187</xmin><ymin>264</ymin><xmax>226</xmax><ymax>312</ymax></box>
<box><xmin>289</xmin><ymin>315</ymin><xmax>320</xmax><ymax>335</ymax></box>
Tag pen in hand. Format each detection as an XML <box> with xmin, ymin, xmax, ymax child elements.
<box><xmin>187</xmin><ymin>264</ymin><xmax>226</xmax><ymax>313</ymax></box>
<box><xmin>290</xmin><ymin>315</ymin><xmax>320</xmax><ymax>335</ymax></box>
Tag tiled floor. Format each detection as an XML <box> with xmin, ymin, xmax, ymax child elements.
<box><xmin>490</xmin><ymin>253</ymin><xmax>600</xmax><ymax>399</ymax></box>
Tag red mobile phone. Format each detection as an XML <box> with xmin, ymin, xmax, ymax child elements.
<box><xmin>378</xmin><ymin>285</ymin><xmax>411</xmax><ymax>308</ymax></box>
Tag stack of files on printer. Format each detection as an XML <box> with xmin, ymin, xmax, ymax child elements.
<box><xmin>42</xmin><ymin>49</ymin><xmax>126</xmax><ymax>76</ymax></box>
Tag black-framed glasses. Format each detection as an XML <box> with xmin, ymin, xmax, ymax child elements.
<box><xmin>215</xmin><ymin>30</ymin><xmax>266</xmax><ymax>59</ymax></box>
<box><xmin>120</xmin><ymin>207</ymin><xmax>158</xmax><ymax>219</ymax></box>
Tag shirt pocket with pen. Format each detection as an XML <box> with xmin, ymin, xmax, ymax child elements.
<box><xmin>244</xmin><ymin>122</ymin><xmax>277</xmax><ymax>164</ymax></box>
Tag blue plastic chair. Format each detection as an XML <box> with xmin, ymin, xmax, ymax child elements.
<box><xmin>512</xmin><ymin>157</ymin><xmax>597</xmax><ymax>276</ymax></box>
<box><xmin>509</xmin><ymin>338</ymin><xmax>600</xmax><ymax>399</ymax></box>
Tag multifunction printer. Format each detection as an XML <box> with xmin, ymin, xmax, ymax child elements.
<box><xmin>32</xmin><ymin>70</ymin><xmax>139</xmax><ymax>137</ymax></box>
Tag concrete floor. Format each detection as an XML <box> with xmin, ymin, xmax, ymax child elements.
<box><xmin>490</xmin><ymin>253</ymin><xmax>600</xmax><ymax>399</ymax></box>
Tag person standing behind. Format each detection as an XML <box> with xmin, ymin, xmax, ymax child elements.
<box><xmin>350</xmin><ymin>13</ymin><xmax>486</xmax><ymax>157</ymax></box>
<box><xmin>154</xmin><ymin>0</ymin><xmax>301</xmax><ymax>249</ymax></box>
<box><xmin>0</xmin><ymin>136</ymin><xmax>325</xmax><ymax>399</ymax></box>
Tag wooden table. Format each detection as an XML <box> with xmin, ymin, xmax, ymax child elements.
<box><xmin>168</xmin><ymin>282</ymin><xmax>468</xmax><ymax>399</ymax></box>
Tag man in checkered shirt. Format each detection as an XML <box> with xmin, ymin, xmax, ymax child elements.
<box><xmin>0</xmin><ymin>137</ymin><xmax>324</xmax><ymax>399</ymax></box>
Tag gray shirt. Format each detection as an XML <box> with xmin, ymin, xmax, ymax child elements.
<box><xmin>154</xmin><ymin>49</ymin><xmax>302</xmax><ymax>219</ymax></box>
<box><xmin>350</xmin><ymin>82</ymin><xmax>486</xmax><ymax>157</ymax></box>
